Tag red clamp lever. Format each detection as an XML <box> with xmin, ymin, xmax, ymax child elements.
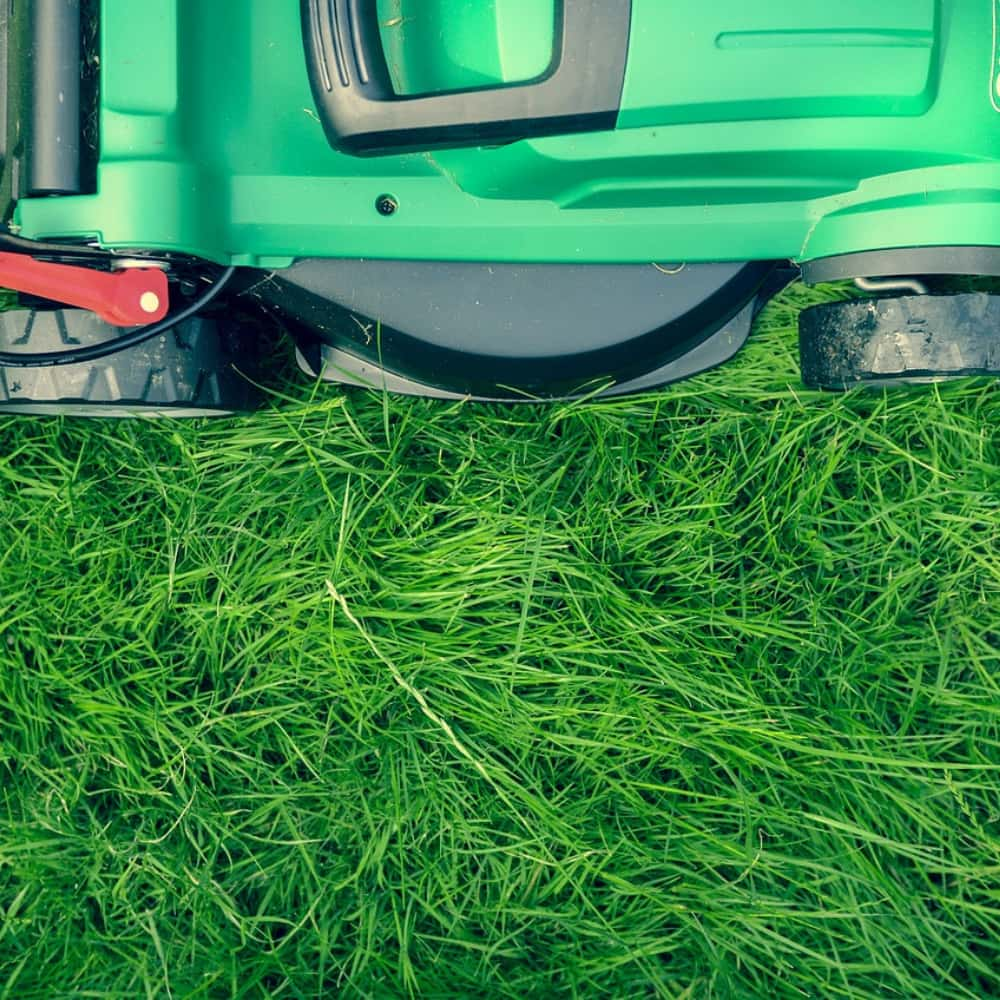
<box><xmin>0</xmin><ymin>253</ymin><xmax>170</xmax><ymax>327</ymax></box>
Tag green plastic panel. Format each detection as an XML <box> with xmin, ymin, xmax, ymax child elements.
<box><xmin>620</xmin><ymin>0</ymin><xmax>939</xmax><ymax>127</ymax></box>
<box><xmin>14</xmin><ymin>0</ymin><xmax>1000</xmax><ymax>268</ymax></box>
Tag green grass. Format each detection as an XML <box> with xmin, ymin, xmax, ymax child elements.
<box><xmin>0</xmin><ymin>282</ymin><xmax>997</xmax><ymax>998</ymax></box>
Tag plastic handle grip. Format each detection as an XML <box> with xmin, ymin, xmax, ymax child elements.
<box><xmin>26</xmin><ymin>0</ymin><xmax>82</xmax><ymax>195</ymax></box>
<box><xmin>302</xmin><ymin>0</ymin><xmax>632</xmax><ymax>155</ymax></box>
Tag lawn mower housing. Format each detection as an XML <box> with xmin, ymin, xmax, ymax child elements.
<box><xmin>0</xmin><ymin>0</ymin><xmax>997</xmax><ymax>410</ymax></box>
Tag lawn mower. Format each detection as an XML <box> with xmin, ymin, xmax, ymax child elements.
<box><xmin>0</xmin><ymin>0</ymin><xmax>998</xmax><ymax>414</ymax></box>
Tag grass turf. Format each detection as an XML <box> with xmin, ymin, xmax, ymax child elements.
<box><xmin>0</xmin><ymin>282</ymin><xmax>997</xmax><ymax>998</ymax></box>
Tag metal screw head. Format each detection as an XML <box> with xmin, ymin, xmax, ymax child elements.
<box><xmin>376</xmin><ymin>195</ymin><xmax>399</xmax><ymax>217</ymax></box>
<box><xmin>139</xmin><ymin>291</ymin><xmax>161</xmax><ymax>314</ymax></box>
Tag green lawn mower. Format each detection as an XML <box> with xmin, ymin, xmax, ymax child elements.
<box><xmin>0</xmin><ymin>0</ymin><xmax>998</xmax><ymax>414</ymax></box>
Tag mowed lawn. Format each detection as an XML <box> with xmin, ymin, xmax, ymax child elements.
<box><xmin>0</xmin><ymin>282</ymin><xmax>997</xmax><ymax>998</ymax></box>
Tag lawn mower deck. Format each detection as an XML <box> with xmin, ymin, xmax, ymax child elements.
<box><xmin>0</xmin><ymin>0</ymin><xmax>997</xmax><ymax>412</ymax></box>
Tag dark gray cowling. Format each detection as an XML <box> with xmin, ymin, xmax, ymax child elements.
<box><xmin>250</xmin><ymin>258</ymin><xmax>779</xmax><ymax>400</ymax></box>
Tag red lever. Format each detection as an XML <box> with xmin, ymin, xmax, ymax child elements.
<box><xmin>0</xmin><ymin>253</ymin><xmax>170</xmax><ymax>326</ymax></box>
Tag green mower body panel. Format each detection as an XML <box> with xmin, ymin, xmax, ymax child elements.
<box><xmin>12</xmin><ymin>0</ymin><xmax>1000</xmax><ymax>269</ymax></box>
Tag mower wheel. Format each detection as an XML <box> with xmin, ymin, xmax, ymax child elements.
<box><xmin>0</xmin><ymin>309</ymin><xmax>265</xmax><ymax>417</ymax></box>
<box><xmin>799</xmin><ymin>293</ymin><xmax>1000</xmax><ymax>390</ymax></box>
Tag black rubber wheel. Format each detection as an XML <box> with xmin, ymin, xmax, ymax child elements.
<box><xmin>0</xmin><ymin>309</ymin><xmax>266</xmax><ymax>416</ymax></box>
<box><xmin>799</xmin><ymin>293</ymin><xmax>1000</xmax><ymax>390</ymax></box>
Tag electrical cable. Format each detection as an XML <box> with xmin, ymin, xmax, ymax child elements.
<box><xmin>0</xmin><ymin>266</ymin><xmax>237</xmax><ymax>368</ymax></box>
<box><xmin>0</xmin><ymin>232</ymin><xmax>112</xmax><ymax>259</ymax></box>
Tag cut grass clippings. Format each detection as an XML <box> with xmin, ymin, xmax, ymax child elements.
<box><xmin>0</xmin><ymin>282</ymin><xmax>997</xmax><ymax>998</ymax></box>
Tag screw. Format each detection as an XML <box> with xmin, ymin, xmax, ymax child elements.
<box><xmin>376</xmin><ymin>195</ymin><xmax>398</xmax><ymax>217</ymax></box>
<box><xmin>140</xmin><ymin>291</ymin><xmax>161</xmax><ymax>314</ymax></box>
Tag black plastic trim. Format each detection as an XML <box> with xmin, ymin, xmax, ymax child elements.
<box><xmin>801</xmin><ymin>246</ymin><xmax>1000</xmax><ymax>283</ymax></box>
<box><xmin>302</xmin><ymin>0</ymin><xmax>632</xmax><ymax>154</ymax></box>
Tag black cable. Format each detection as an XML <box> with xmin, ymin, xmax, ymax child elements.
<box><xmin>0</xmin><ymin>232</ymin><xmax>113</xmax><ymax>260</ymax></box>
<box><xmin>0</xmin><ymin>266</ymin><xmax>237</xmax><ymax>368</ymax></box>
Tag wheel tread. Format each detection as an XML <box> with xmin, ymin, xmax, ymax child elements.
<box><xmin>0</xmin><ymin>308</ymin><xmax>264</xmax><ymax>415</ymax></box>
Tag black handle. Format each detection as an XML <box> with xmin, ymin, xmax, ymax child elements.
<box><xmin>302</xmin><ymin>0</ymin><xmax>632</xmax><ymax>156</ymax></box>
<box><xmin>26</xmin><ymin>0</ymin><xmax>82</xmax><ymax>194</ymax></box>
